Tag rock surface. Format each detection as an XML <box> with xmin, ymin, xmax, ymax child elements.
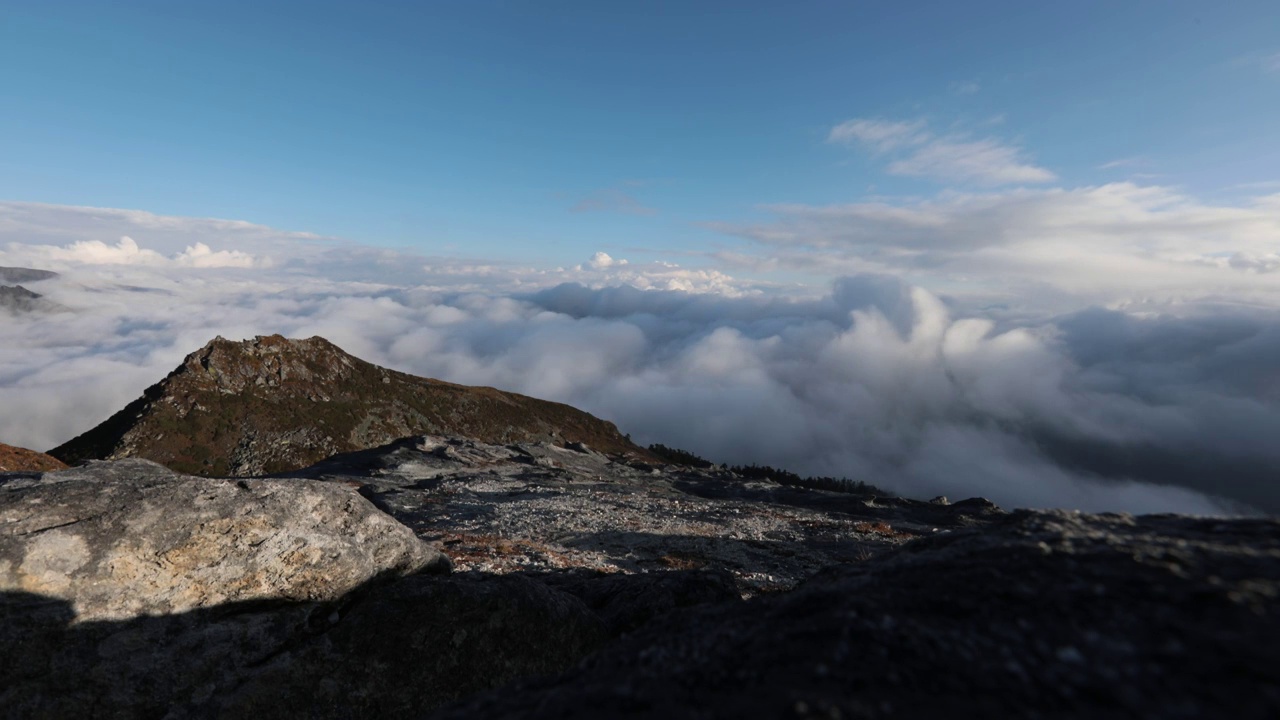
<box><xmin>0</xmin><ymin>442</ymin><xmax>66</xmax><ymax>472</ymax></box>
<box><xmin>1</xmin><ymin>573</ymin><xmax>611</xmax><ymax>718</ymax></box>
<box><xmin>3</xmin><ymin>437</ymin><xmax>1277</xmax><ymax>718</ymax></box>
<box><xmin>0</xmin><ymin>456</ymin><xmax>726</xmax><ymax>717</ymax></box>
<box><xmin>49</xmin><ymin>334</ymin><xmax>649</xmax><ymax>476</ymax></box>
<box><xmin>0</xmin><ymin>458</ymin><xmax>448</xmax><ymax>620</ymax></box>
<box><xmin>287</xmin><ymin>435</ymin><xmax>996</xmax><ymax>595</ymax></box>
<box><xmin>434</xmin><ymin>510</ymin><xmax>1280</xmax><ymax>719</ymax></box>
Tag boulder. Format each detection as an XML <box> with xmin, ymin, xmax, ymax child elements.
<box><xmin>0</xmin><ymin>459</ymin><xmax>449</xmax><ymax>621</ymax></box>
<box><xmin>0</xmin><ymin>460</ymin><xmax>609</xmax><ymax>717</ymax></box>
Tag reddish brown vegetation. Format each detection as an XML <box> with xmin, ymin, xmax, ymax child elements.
<box><xmin>0</xmin><ymin>442</ymin><xmax>67</xmax><ymax>472</ymax></box>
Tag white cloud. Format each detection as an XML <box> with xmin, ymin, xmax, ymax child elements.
<box><xmin>829</xmin><ymin>117</ymin><xmax>1054</xmax><ymax>186</ymax></box>
<box><xmin>712</xmin><ymin>183</ymin><xmax>1280</xmax><ymax>311</ymax></box>
<box><xmin>583</xmin><ymin>251</ymin><xmax>626</xmax><ymax>270</ymax></box>
<box><xmin>949</xmin><ymin>80</ymin><xmax>981</xmax><ymax>95</ymax></box>
<box><xmin>887</xmin><ymin>137</ymin><xmax>1055</xmax><ymax>185</ymax></box>
<box><xmin>1097</xmin><ymin>157</ymin><xmax>1146</xmax><ymax>170</ymax></box>
<box><xmin>5</xmin><ymin>235</ymin><xmax>265</xmax><ymax>269</ymax></box>
<box><xmin>174</xmin><ymin>242</ymin><xmax>260</xmax><ymax>268</ymax></box>
<box><xmin>828</xmin><ymin>118</ymin><xmax>929</xmax><ymax>152</ymax></box>
<box><xmin>44</xmin><ymin>236</ymin><xmax>166</xmax><ymax>265</ymax></box>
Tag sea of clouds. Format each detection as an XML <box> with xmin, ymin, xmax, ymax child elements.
<box><xmin>2</xmin><ymin>194</ymin><xmax>1278</xmax><ymax>516</ymax></box>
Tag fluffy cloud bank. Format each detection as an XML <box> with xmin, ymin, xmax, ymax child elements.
<box><xmin>2</xmin><ymin>200</ymin><xmax>1279</xmax><ymax>517</ymax></box>
<box><xmin>18</xmin><ymin>236</ymin><xmax>261</xmax><ymax>268</ymax></box>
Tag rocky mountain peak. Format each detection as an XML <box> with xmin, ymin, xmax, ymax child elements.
<box><xmin>50</xmin><ymin>334</ymin><xmax>648</xmax><ymax>476</ymax></box>
<box><xmin>176</xmin><ymin>334</ymin><xmax>356</xmax><ymax>395</ymax></box>
<box><xmin>0</xmin><ymin>285</ymin><xmax>45</xmax><ymax>314</ymax></box>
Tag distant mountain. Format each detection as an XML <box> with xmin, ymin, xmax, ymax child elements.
<box><xmin>0</xmin><ymin>285</ymin><xmax>46</xmax><ymax>314</ymax></box>
<box><xmin>0</xmin><ymin>442</ymin><xmax>67</xmax><ymax>472</ymax></box>
<box><xmin>49</xmin><ymin>334</ymin><xmax>649</xmax><ymax>476</ymax></box>
<box><xmin>0</xmin><ymin>266</ymin><xmax>58</xmax><ymax>283</ymax></box>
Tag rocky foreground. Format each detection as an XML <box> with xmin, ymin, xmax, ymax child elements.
<box><xmin>3</xmin><ymin>435</ymin><xmax>1278</xmax><ymax>718</ymax></box>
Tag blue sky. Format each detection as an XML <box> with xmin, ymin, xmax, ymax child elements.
<box><xmin>3</xmin><ymin>0</ymin><xmax>1278</xmax><ymax>269</ymax></box>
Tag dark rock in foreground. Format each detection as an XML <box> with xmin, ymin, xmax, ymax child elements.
<box><xmin>434</xmin><ymin>510</ymin><xmax>1280</xmax><ymax>719</ymax></box>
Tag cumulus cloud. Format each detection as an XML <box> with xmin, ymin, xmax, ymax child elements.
<box><xmin>42</xmin><ymin>236</ymin><xmax>166</xmax><ymax>265</ymax></box>
<box><xmin>174</xmin><ymin>242</ymin><xmax>260</xmax><ymax>268</ymax></box>
<box><xmin>7</xmin><ymin>235</ymin><xmax>264</xmax><ymax>269</ymax></box>
<box><xmin>582</xmin><ymin>251</ymin><xmax>627</xmax><ymax>270</ymax></box>
<box><xmin>828</xmin><ymin>116</ymin><xmax>1054</xmax><ymax>185</ymax></box>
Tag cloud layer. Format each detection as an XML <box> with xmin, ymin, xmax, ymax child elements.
<box><xmin>2</xmin><ymin>201</ymin><xmax>1279</xmax><ymax>517</ymax></box>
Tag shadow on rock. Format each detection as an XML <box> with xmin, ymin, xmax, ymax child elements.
<box><xmin>432</xmin><ymin>510</ymin><xmax>1280</xmax><ymax>719</ymax></box>
<box><xmin>0</xmin><ymin>572</ymin><xmax>607</xmax><ymax>718</ymax></box>
<box><xmin>1</xmin><ymin>566</ymin><xmax>751</xmax><ymax>718</ymax></box>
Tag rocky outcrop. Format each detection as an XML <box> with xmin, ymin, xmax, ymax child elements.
<box><xmin>0</xmin><ymin>458</ymin><xmax>449</xmax><ymax>620</ymax></box>
<box><xmin>49</xmin><ymin>334</ymin><xmax>649</xmax><ymax>476</ymax></box>
<box><xmin>0</xmin><ymin>442</ymin><xmax>66</xmax><ymax>472</ymax></box>
<box><xmin>435</xmin><ymin>510</ymin><xmax>1280</xmax><ymax>719</ymax></box>
<box><xmin>0</xmin><ymin>285</ymin><xmax>47</xmax><ymax>314</ymax></box>
<box><xmin>290</xmin><ymin>435</ymin><xmax>996</xmax><ymax>594</ymax></box>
